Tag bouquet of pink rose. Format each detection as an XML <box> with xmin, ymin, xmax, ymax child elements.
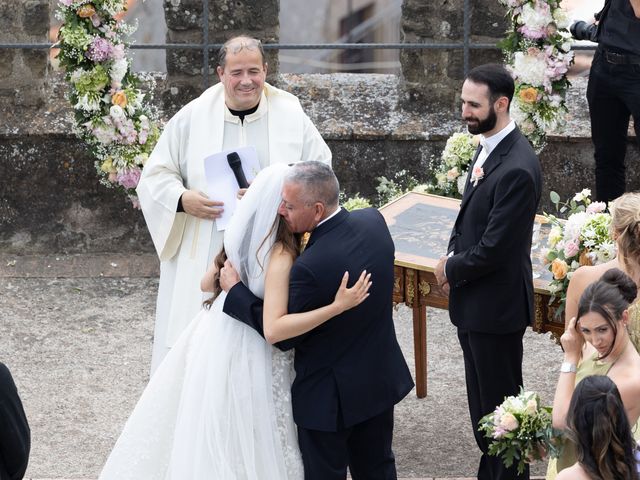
<box><xmin>479</xmin><ymin>389</ymin><xmax>561</xmax><ymax>474</ymax></box>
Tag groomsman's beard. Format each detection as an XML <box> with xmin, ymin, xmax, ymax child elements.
<box><xmin>464</xmin><ymin>105</ymin><xmax>497</xmax><ymax>135</ymax></box>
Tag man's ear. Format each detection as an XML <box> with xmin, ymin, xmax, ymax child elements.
<box><xmin>263</xmin><ymin>62</ymin><xmax>268</xmax><ymax>76</ymax></box>
<box><xmin>495</xmin><ymin>96</ymin><xmax>509</xmax><ymax>113</ymax></box>
<box><xmin>314</xmin><ymin>202</ymin><xmax>326</xmax><ymax>222</ymax></box>
<box><xmin>216</xmin><ymin>65</ymin><xmax>224</xmax><ymax>81</ymax></box>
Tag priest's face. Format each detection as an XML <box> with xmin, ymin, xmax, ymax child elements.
<box><xmin>278</xmin><ymin>182</ymin><xmax>324</xmax><ymax>234</ymax></box>
<box><xmin>217</xmin><ymin>47</ymin><xmax>267</xmax><ymax>111</ymax></box>
<box><xmin>460</xmin><ymin>80</ymin><xmax>498</xmax><ymax>136</ymax></box>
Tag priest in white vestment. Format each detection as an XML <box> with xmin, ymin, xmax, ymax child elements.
<box><xmin>137</xmin><ymin>36</ymin><xmax>332</xmax><ymax>373</ymax></box>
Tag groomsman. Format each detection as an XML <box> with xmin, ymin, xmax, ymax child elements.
<box><xmin>435</xmin><ymin>64</ymin><xmax>542</xmax><ymax>480</ymax></box>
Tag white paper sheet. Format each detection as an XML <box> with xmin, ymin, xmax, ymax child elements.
<box><xmin>204</xmin><ymin>145</ymin><xmax>261</xmax><ymax>231</ymax></box>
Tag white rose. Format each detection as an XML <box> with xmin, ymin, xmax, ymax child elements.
<box><xmin>526</xmin><ymin>399</ymin><xmax>538</xmax><ymax>415</ymax></box>
<box><xmin>109</xmin><ymin>104</ymin><xmax>125</xmax><ymax>119</ymax></box>
<box><xmin>499</xmin><ymin>412</ymin><xmax>519</xmax><ymax>432</ymax></box>
<box><xmin>446</xmin><ymin>167</ymin><xmax>460</xmax><ymax>181</ymax></box>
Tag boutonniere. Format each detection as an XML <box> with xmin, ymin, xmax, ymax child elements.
<box><xmin>300</xmin><ymin>232</ymin><xmax>311</xmax><ymax>252</ymax></box>
<box><xmin>471</xmin><ymin>165</ymin><xmax>484</xmax><ymax>187</ymax></box>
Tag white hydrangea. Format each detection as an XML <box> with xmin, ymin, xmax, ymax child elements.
<box><xmin>553</xmin><ymin>9</ymin><xmax>572</xmax><ymax>30</ymax></box>
<box><xmin>519</xmin><ymin>3</ymin><xmax>552</xmax><ymax>30</ymax></box>
<box><xmin>513</xmin><ymin>52</ymin><xmax>547</xmax><ymax>87</ymax></box>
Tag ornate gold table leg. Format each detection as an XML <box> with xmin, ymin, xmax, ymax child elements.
<box><xmin>405</xmin><ymin>269</ymin><xmax>427</xmax><ymax>398</ymax></box>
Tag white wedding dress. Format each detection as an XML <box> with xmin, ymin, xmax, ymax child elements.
<box><xmin>99</xmin><ymin>164</ymin><xmax>303</xmax><ymax>480</ymax></box>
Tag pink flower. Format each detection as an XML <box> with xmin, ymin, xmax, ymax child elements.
<box><xmin>564</xmin><ymin>239</ymin><xmax>580</xmax><ymax>258</ymax></box>
<box><xmin>86</xmin><ymin>37</ymin><xmax>113</xmax><ymax>62</ymax></box>
<box><xmin>116</xmin><ymin>168</ymin><xmax>142</xmax><ymax>189</ymax></box>
<box><xmin>60</xmin><ymin>0</ymin><xmax>73</xmax><ymax>6</ymax></box>
<box><xmin>111</xmin><ymin>44</ymin><xmax>125</xmax><ymax>60</ymax></box>
<box><xmin>586</xmin><ymin>202</ymin><xmax>606</xmax><ymax>214</ymax></box>
<box><xmin>471</xmin><ymin>166</ymin><xmax>484</xmax><ymax>187</ymax></box>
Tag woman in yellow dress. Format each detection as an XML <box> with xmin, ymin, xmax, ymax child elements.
<box><xmin>546</xmin><ymin>269</ymin><xmax>640</xmax><ymax>479</ymax></box>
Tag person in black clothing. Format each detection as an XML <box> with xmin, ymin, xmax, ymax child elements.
<box><xmin>0</xmin><ymin>362</ymin><xmax>30</xmax><ymax>480</ymax></box>
<box><xmin>582</xmin><ymin>0</ymin><xmax>640</xmax><ymax>202</ymax></box>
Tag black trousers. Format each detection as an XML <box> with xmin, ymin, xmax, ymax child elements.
<box><xmin>587</xmin><ymin>48</ymin><xmax>640</xmax><ymax>203</ymax></box>
<box><xmin>457</xmin><ymin>328</ymin><xmax>529</xmax><ymax>480</ymax></box>
<box><xmin>297</xmin><ymin>407</ymin><xmax>397</xmax><ymax>480</ymax></box>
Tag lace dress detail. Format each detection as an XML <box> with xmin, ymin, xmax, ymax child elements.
<box><xmin>271</xmin><ymin>348</ymin><xmax>304</xmax><ymax>478</ymax></box>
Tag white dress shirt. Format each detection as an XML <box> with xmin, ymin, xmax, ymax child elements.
<box><xmin>473</xmin><ymin>120</ymin><xmax>516</xmax><ymax>170</ymax></box>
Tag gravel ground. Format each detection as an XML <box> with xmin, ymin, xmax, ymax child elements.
<box><xmin>0</xmin><ymin>274</ymin><xmax>562</xmax><ymax>478</ymax></box>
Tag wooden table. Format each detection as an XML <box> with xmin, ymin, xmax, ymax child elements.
<box><xmin>379</xmin><ymin>192</ymin><xmax>564</xmax><ymax>398</ymax></box>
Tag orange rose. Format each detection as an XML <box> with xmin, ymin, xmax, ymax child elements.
<box><xmin>111</xmin><ymin>91</ymin><xmax>128</xmax><ymax>108</ymax></box>
<box><xmin>519</xmin><ymin>87</ymin><xmax>538</xmax><ymax>104</ymax></box>
<box><xmin>551</xmin><ymin>258</ymin><xmax>568</xmax><ymax>280</ymax></box>
<box><xmin>77</xmin><ymin>4</ymin><xmax>96</xmax><ymax>18</ymax></box>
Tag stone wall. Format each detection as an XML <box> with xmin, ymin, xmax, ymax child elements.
<box><xmin>399</xmin><ymin>0</ymin><xmax>505</xmax><ymax>112</ymax></box>
<box><xmin>0</xmin><ymin>0</ymin><xmax>49</xmax><ymax>107</ymax></box>
<box><xmin>3</xmin><ymin>71</ymin><xmax>638</xmax><ymax>255</ymax></box>
<box><xmin>1</xmin><ymin>0</ymin><xmax>639</xmax><ymax>254</ymax></box>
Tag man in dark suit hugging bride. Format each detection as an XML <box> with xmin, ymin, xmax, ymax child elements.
<box><xmin>221</xmin><ymin>161</ymin><xmax>414</xmax><ymax>480</ymax></box>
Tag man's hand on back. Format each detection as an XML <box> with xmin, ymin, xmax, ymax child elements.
<box><xmin>220</xmin><ymin>259</ymin><xmax>241</xmax><ymax>292</ymax></box>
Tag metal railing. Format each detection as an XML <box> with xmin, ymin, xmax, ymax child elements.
<box><xmin>0</xmin><ymin>0</ymin><xmax>594</xmax><ymax>91</ymax></box>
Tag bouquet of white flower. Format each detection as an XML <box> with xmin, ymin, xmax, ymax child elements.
<box><xmin>543</xmin><ymin>189</ymin><xmax>615</xmax><ymax>318</ymax></box>
<box><xmin>426</xmin><ymin>132</ymin><xmax>478</xmax><ymax>199</ymax></box>
<box><xmin>479</xmin><ymin>389</ymin><xmax>561</xmax><ymax>474</ymax></box>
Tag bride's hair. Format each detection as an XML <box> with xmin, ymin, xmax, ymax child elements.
<box><xmin>203</xmin><ymin>215</ymin><xmax>300</xmax><ymax>309</ymax></box>
<box><xmin>257</xmin><ymin>214</ymin><xmax>301</xmax><ymax>269</ymax></box>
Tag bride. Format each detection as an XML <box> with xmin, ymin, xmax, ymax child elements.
<box><xmin>99</xmin><ymin>164</ymin><xmax>370</xmax><ymax>479</ymax></box>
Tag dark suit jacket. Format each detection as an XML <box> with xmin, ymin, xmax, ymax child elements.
<box><xmin>0</xmin><ymin>362</ymin><xmax>30</xmax><ymax>480</ymax></box>
<box><xmin>224</xmin><ymin>208</ymin><xmax>414</xmax><ymax>432</ymax></box>
<box><xmin>445</xmin><ymin>127</ymin><xmax>542</xmax><ymax>334</ymax></box>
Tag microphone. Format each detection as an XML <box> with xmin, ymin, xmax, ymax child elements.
<box><xmin>227</xmin><ymin>152</ymin><xmax>249</xmax><ymax>189</ymax></box>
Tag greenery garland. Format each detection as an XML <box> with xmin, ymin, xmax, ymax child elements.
<box><xmin>56</xmin><ymin>0</ymin><xmax>160</xmax><ymax>207</ymax></box>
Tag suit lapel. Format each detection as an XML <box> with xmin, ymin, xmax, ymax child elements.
<box><xmin>459</xmin><ymin>128</ymin><xmax>522</xmax><ymax>211</ymax></box>
<box><xmin>461</xmin><ymin>144</ymin><xmax>483</xmax><ymax>204</ymax></box>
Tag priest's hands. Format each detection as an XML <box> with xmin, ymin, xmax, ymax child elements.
<box><xmin>181</xmin><ymin>190</ymin><xmax>224</xmax><ymax>219</ymax></box>
<box><xmin>220</xmin><ymin>259</ymin><xmax>241</xmax><ymax>292</ymax></box>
